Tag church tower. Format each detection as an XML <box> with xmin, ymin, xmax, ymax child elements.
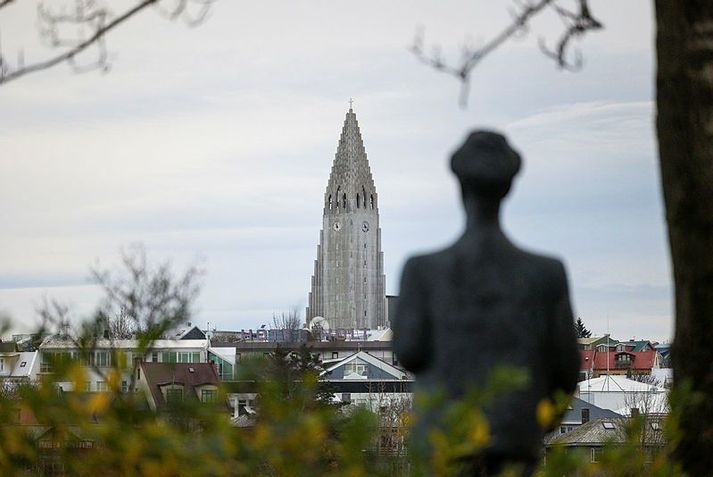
<box><xmin>306</xmin><ymin>105</ymin><xmax>386</xmax><ymax>330</ymax></box>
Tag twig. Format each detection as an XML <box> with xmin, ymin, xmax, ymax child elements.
<box><xmin>411</xmin><ymin>0</ymin><xmax>603</xmax><ymax>107</ymax></box>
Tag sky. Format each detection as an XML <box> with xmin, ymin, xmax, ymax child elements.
<box><xmin>0</xmin><ymin>0</ymin><xmax>671</xmax><ymax>341</ymax></box>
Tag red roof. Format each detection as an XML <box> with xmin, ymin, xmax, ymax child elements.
<box><xmin>579</xmin><ymin>350</ymin><xmax>656</xmax><ymax>371</ymax></box>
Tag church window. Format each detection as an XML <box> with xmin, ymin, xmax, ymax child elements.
<box><xmin>336</xmin><ymin>187</ymin><xmax>341</xmax><ymax>207</ymax></box>
<box><xmin>356</xmin><ymin>194</ymin><xmax>360</xmax><ymax>208</ymax></box>
<box><xmin>342</xmin><ymin>193</ymin><xmax>347</xmax><ymax>209</ymax></box>
<box><xmin>328</xmin><ymin>195</ymin><xmax>332</xmax><ymax>210</ymax></box>
<box><xmin>370</xmin><ymin>194</ymin><xmax>374</xmax><ymax>209</ymax></box>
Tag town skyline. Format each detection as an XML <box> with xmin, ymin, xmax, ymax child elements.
<box><xmin>0</xmin><ymin>1</ymin><xmax>668</xmax><ymax>340</ymax></box>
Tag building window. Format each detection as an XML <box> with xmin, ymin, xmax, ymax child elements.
<box><xmin>328</xmin><ymin>194</ymin><xmax>332</xmax><ymax>210</ymax></box>
<box><xmin>344</xmin><ymin>359</ymin><xmax>368</xmax><ymax>378</ymax></box>
<box><xmin>342</xmin><ymin>193</ymin><xmax>347</xmax><ymax>209</ymax></box>
<box><xmin>121</xmin><ymin>381</ymin><xmax>128</xmax><ymax>393</ymax></box>
<box><xmin>152</xmin><ymin>352</ymin><xmax>159</xmax><ymax>362</ymax></box>
<box><xmin>177</xmin><ymin>351</ymin><xmax>199</xmax><ymax>363</ymax></box>
<box><xmin>166</xmin><ymin>388</ymin><xmax>183</xmax><ymax>404</ymax></box>
<box><xmin>19</xmin><ymin>361</ymin><xmax>26</xmax><ymax>368</ymax></box>
<box><xmin>0</xmin><ymin>358</ymin><xmax>4</xmax><ymax>371</ymax></box>
<box><xmin>342</xmin><ymin>393</ymin><xmax>351</xmax><ymax>404</ymax></box>
<box><xmin>201</xmin><ymin>389</ymin><xmax>217</xmax><ymax>403</ymax></box>
<box><xmin>332</xmin><ymin>352</ymin><xmax>338</xmax><ymax>359</ymax></box>
<box><xmin>356</xmin><ymin>194</ymin><xmax>360</xmax><ymax>208</ymax></box>
<box><xmin>370</xmin><ymin>194</ymin><xmax>374</xmax><ymax>209</ymax></box>
<box><xmin>590</xmin><ymin>448</ymin><xmax>601</xmax><ymax>463</ymax></box>
<box><xmin>95</xmin><ymin>351</ymin><xmax>110</xmax><ymax>367</ymax></box>
<box><xmin>85</xmin><ymin>382</ymin><xmax>92</xmax><ymax>392</ymax></box>
<box><xmin>96</xmin><ymin>381</ymin><xmax>107</xmax><ymax>392</ymax></box>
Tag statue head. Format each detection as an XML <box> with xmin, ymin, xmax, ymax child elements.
<box><xmin>450</xmin><ymin>130</ymin><xmax>522</xmax><ymax>200</ymax></box>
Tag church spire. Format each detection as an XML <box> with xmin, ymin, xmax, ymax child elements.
<box><xmin>324</xmin><ymin>106</ymin><xmax>377</xmax><ymax>214</ymax></box>
<box><xmin>307</xmin><ymin>106</ymin><xmax>386</xmax><ymax>330</ymax></box>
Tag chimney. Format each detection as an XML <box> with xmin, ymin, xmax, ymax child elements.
<box><xmin>581</xmin><ymin>408</ymin><xmax>590</xmax><ymax>424</ymax></box>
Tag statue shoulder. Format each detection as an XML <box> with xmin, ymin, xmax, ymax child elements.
<box><xmin>517</xmin><ymin>249</ymin><xmax>568</xmax><ymax>284</ymax></box>
<box><xmin>402</xmin><ymin>250</ymin><xmax>452</xmax><ymax>277</ymax></box>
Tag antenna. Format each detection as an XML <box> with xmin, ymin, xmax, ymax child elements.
<box><xmin>606</xmin><ymin>315</ymin><xmax>610</xmax><ymax>391</ymax></box>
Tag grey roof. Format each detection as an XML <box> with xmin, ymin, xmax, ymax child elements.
<box><xmin>561</xmin><ymin>397</ymin><xmax>622</xmax><ymax>425</ymax></box>
<box><xmin>548</xmin><ymin>418</ymin><xmax>664</xmax><ymax>447</ymax></box>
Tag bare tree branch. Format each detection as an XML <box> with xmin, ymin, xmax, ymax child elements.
<box><xmin>538</xmin><ymin>0</ymin><xmax>603</xmax><ymax>70</ymax></box>
<box><xmin>0</xmin><ymin>0</ymin><xmax>214</xmax><ymax>86</ymax></box>
<box><xmin>411</xmin><ymin>0</ymin><xmax>603</xmax><ymax>107</ymax></box>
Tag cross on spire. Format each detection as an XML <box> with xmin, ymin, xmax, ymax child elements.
<box><xmin>349</xmin><ymin>97</ymin><xmax>354</xmax><ymax>111</ymax></box>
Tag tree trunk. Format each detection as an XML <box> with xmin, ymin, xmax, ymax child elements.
<box><xmin>656</xmin><ymin>1</ymin><xmax>713</xmax><ymax>473</ymax></box>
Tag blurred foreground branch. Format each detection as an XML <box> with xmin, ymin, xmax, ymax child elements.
<box><xmin>411</xmin><ymin>0</ymin><xmax>602</xmax><ymax>106</ymax></box>
<box><xmin>0</xmin><ymin>0</ymin><xmax>214</xmax><ymax>85</ymax></box>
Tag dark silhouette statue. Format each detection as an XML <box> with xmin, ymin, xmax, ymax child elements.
<box><xmin>393</xmin><ymin>131</ymin><xmax>579</xmax><ymax>476</ymax></box>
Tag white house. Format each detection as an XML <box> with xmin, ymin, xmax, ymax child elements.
<box><xmin>577</xmin><ymin>375</ymin><xmax>668</xmax><ymax>415</ymax></box>
<box><xmin>38</xmin><ymin>336</ymin><xmax>209</xmax><ymax>392</ymax></box>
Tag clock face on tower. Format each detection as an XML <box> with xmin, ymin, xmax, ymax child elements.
<box><xmin>333</xmin><ymin>221</ymin><xmax>341</xmax><ymax>231</ymax></box>
<box><xmin>362</xmin><ymin>221</ymin><xmax>369</xmax><ymax>232</ymax></box>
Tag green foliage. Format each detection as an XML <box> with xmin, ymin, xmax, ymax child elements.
<box><xmin>575</xmin><ymin>317</ymin><xmax>592</xmax><ymax>339</ymax></box>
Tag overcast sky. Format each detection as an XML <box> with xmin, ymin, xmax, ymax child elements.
<box><xmin>0</xmin><ymin>1</ymin><xmax>670</xmax><ymax>341</ymax></box>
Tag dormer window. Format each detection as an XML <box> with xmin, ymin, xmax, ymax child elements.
<box><xmin>201</xmin><ymin>389</ymin><xmax>217</xmax><ymax>403</ymax></box>
<box><xmin>164</xmin><ymin>385</ymin><xmax>184</xmax><ymax>405</ymax></box>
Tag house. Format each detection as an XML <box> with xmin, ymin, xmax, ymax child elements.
<box><xmin>0</xmin><ymin>347</ymin><xmax>40</xmax><ymax>387</ymax></box>
<box><xmin>14</xmin><ymin>425</ymin><xmax>96</xmax><ymax>476</ymax></box>
<box><xmin>210</xmin><ymin>327</ymin><xmax>399</xmax><ymax>381</ymax></box>
<box><xmin>135</xmin><ymin>362</ymin><xmax>223</xmax><ymax>412</ymax></box>
<box><xmin>579</xmin><ymin>346</ymin><xmax>661</xmax><ymax>379</ymax></box>
<box><xmin>550</xmin><ymin>397</ymin><xmax>622</xmax><ymax>437</ymax></box>
<box><xmin>577</xmin><ymin>375</ymin><xmax>668</xmax><ymax>415</ymax></box>
<box><xmin>545</xmin><ymin>417</ymin><xmax>666</xmax><ymax>466</ymax></box>
<box><xmin>170</xmin><ymin>323</ymin><xmax>207</xmax><ymax>340</ymax></box>
<box><xmin>321</xmin><ymin>350</ymin><xmax>412</xmax><ymax>410</ymax></box>
<box><xmin>322</xmin><ymin>351</ymin><xmax>412</xmax><ymax>456</ymax></box>
<box><xmin>577</xmin><ymin>335</ymin><xmax>617</xmax><ymax>351</ymax></box>
<box><xmin>38</xmin><ymin>336</ymin><xmax>209</xmax><ymax>393</ymax></box>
